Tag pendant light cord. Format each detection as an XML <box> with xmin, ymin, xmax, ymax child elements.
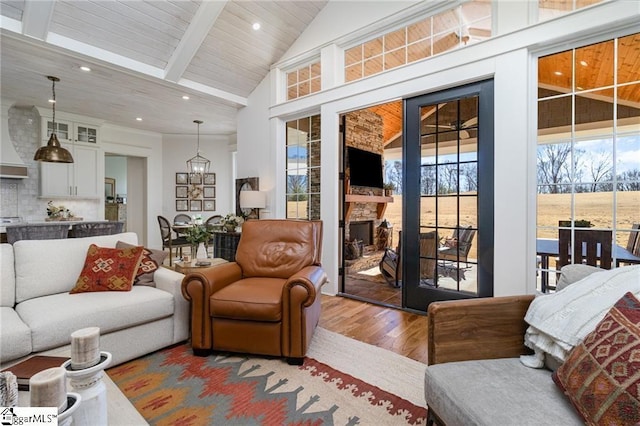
<box><xmin>51</xmin><ymin>78</ymin><xmax>56</xmax><ymax>127</ymax></box>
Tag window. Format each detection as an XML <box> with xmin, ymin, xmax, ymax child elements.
<box><xmin>538</xmin><ymin>0</ymin><xmax>606</xmax><ymax>22</ymax></box>
<box><xmin>286</xmin><ymin>61</ymin><xmax>321</xmax><ymax>101</ymax></box>
<box><xmin>536</xmin><ymin>32</ymin><xmax>640</xmax><ymax>291</ymax></box>
<box><xmin>286</xmin><ymin>115</ymin><xmax>321</xmax><ymax>219</ymax></box>
<box><xmin>344</xmin><ymin>1</ymin><xmax>491</xmax><ymax>83</ymax></box>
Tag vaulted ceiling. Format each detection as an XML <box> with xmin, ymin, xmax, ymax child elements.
<box><xmin>0</xmin><ymin>0</ymin><xmax>327</xmax><ymax>135</ymax></box>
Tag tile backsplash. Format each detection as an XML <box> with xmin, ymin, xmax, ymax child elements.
<box><xmin>0</xmin><ymin>106</ymin><xmax>99</xmax><ymax>221</ymax></box>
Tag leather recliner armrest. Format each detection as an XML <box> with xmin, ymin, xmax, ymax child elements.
<box><xmin>181</xmin><ymin>262</ymin><xmax>243</xmax><ymax>352</ymax></box>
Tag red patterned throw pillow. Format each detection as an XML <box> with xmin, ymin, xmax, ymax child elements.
<box><xmin>552</xmin><ymin>291</ymin><xmax>640</xmax><ymax>425</ymax></box>
<box><xmin>70</xmin><ymin>244</ymin><xmax>144</xmax><ymax>294</ymax></box>
<box><xmin>116</xmin><ymin>241</ymin><xmax>167</xmax><ymax>286</ymax></box>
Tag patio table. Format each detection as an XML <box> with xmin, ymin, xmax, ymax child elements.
<box><xmin>536</xmin><ymin>238</ymin><xmax>640</xmax><ymax>292</ymax></box>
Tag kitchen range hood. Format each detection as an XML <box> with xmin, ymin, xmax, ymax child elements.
<box><xmin>1</xmin><ymin>104</ymin><xmax>28</xmax><ymax>179</ymax></box>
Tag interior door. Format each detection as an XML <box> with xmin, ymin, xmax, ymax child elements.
<box><xmin>403</xmin><ymin>80</ymin><xmax>494</xmax><ymax>312</ymax></box>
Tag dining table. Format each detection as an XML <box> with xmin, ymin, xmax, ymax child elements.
<box><xmin>536</xmin><ymin>238</ymin><xmax>640</xmax><ymax>292</ymax></box>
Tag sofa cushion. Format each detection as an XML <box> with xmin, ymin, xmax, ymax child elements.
<box><xmin>70</xmin><ymin>244</ymin><xmax>144</xmax><ymax>293</ymax></box>
<box><xmin>14</xmin><ymin>232</ymin><xmax>137</xmax><ymax>303</ymax></box>
<box><xmin>556</xmin><ymin>264</ymin><xmax>602</xmax><ymax>291</ymax></box>
<box><xmin>15</xmin><ymin>286</ymin><xmax>173</xmax><ymax>352</ymax></box>
<box><xmin>552</xmin><ymin>292</ymin><xmax>640</xmax><ymax>425</ymax></box>
<box><xmin>116</xmin><ymin>241</ymin><xmax>167</xmax><ymax>286</ymax></box>
<box><xmin>1</xmin><ymin>244</ymin><xmax>15</xmax><ymax>307</ymax></box>
<box><xmin>425</xmin><ymin>358</ymin><xmax>584</xmax><ymax>425</ymax></box>
<box><xmin>0</xmin><ymin>307</ymin><xmax>32</xmax><ymax>363</ymax></box>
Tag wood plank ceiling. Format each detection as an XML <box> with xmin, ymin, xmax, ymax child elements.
<box><xmin>0</xmin><ymin>0</ymin><xmax>327</xmax><ymax>135</ymax></box>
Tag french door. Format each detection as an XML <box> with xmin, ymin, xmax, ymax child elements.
<box><xmin>403</xmin><ymin>80</ymin><xmax>494</xmax><ymax>312</ymax></box>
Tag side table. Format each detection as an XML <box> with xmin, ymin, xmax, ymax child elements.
<box><xmin>174</xmin><ymin>258</ymin><xmax>228</xmax><ymax>274</ymax></box>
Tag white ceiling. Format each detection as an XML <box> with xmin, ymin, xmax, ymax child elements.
<box><xmin>0</xmin><ymin>0</ymin><xmax>327</xmax><ymax>135</ymax></box>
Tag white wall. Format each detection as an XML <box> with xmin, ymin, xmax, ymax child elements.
<box><xmin>101</xmin><ymin>124</ymin><xmax>163</xmax><ymax>249</ymax></box>
<box><xmin>162</xmin><ymin>134</ymin><xmax>235</xmax><ymax>223</ymax></box>
<box><xmin>236</xmin><ymin>0</ymin><xmax>640</xmax><ymax>296</ymax></box>
<box><xmin>105</xmin><ymin>156</ymin><xmax>127</xmax><ymax>196</ymax></box>
<box><xmin>281</xmin><ymin>0</ymin><xmax>421</xmax><ymax>62</ymax></box>
<box><xmin>236</xmin><ymin>77</ymin><xmax>276</xmax><ymax>218</ymax></box>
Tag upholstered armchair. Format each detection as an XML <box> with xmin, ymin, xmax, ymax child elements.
<box><xmin>181</xmin><ymin>219</ymin><xmax>327</xmax><ymax>365</ymax></box>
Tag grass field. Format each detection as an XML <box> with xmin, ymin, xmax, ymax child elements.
<box><xmin>289</xmin><ymin>191</ymin><xmax>639</xmax><ymax>261</ymax></box>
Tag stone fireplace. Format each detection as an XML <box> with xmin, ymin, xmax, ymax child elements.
<box><xmin>349</xmin><ymin>220</ymin><xmax>374</xmax><ymax>246</ymax></box>
<box><xmin>343</xmin><ymin>109</ymin><xmax>391</xmax><ymax>253</ymax></box>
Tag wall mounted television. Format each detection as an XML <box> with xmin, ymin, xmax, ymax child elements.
<box><xmin>347</xmin><ymin>146</ymin><xmax>383</xmax><ymax>188</ymax></box>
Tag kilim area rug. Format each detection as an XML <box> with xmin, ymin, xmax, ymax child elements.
<box><xmin>108</xmin><ymin>327</ymin><xmax>427</xmax><ymax>425</ymax></box>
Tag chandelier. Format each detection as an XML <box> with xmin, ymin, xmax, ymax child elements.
<box><xmin>186</xmin><ymin>120</ymin><xmax>210</xmax><ymax>177</ymax></box>
<box><xmin>33</xmin><ymin>76</ymin><xmax>74</xmax><ymax>163</ymax></box>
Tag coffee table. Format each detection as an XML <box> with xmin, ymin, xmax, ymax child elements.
<box><xmin>174</xmin><ymin>257</ymin><xmax>228</xmax><ymax>274</ymax></box>
<box><xmin>12</xmin><ymin>351</ymin><xmax>147</xmax><ymax>425</ymax></box>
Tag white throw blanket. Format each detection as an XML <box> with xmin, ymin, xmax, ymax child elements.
<box><xmin>521</xmin><ymin>265</ymin><xmax>640</xmax><ymax>368</ymax></box>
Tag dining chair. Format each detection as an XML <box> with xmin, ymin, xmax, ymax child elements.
<box><xmin>204</xmin><ymin>215</ymin><xmax>224</xmax><ymax>257</ymax></box>
<box><xmin>558</xmin><ymin>228</ymin><xmax>613</xmax><ymax>270</ymax></box>
<box><xmin>157</xmin><ymin>215</ymin><xmax>190</xmax><ymax>266</ymax></box>
<box><xmin>6</xmin><ymin>223</ymin><xmax>70</xmax><ymax>244</ymax></box>
<box><xmin>173</xmin><ymin>214</ymin><xmax>192</xmax><ymax>225</ymax></box>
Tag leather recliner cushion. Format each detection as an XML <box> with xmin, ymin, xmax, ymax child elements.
<box><xmin>210</xmin><ymin>277</ymin><xmax>285</xmax><ymax>322</ymax></box>
<box><xmin>236</xmin><ymin>220</ymin><xmax>318</xmax><ymax>279</ymax></box>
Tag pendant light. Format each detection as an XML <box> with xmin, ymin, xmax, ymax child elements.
<box><xmin>34</xmin><ymin>76</ymin><xmax>74</xmax><ymax>163</ymax></box>
<box><xmin>186</xmin><ymin>119</ymin><xmax>210</xmax><ymax>177</ymax></box>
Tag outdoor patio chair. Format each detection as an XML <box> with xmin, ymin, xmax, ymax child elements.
<box><xmin>558</xmin><ymin>228</ymin><xmax>613</xmax><ymax>270</ymax></box>
<box><xmin>379</xmin><ymin>231</ymin><xmax>438</xmax><ymax>288</ymax></box>
<box><xmin>380</xmin><ymin>231</ymin><xmax>403</xmax><ymax>288</ymax></box>
<box><xmin>625</xmin><ymin>223</ymin><xmax>640</xmax><ymax>259</ymax></box>
<box><xmin>439</xmin><ymin>225</ymin><xmax>476</xmax><ymax>266</ymax></box>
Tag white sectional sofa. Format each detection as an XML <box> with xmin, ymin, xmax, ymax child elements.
<box><xmin>0</xmin><ymin>232</ymin><xmax>188</xmax><ymax>367</ymax></box>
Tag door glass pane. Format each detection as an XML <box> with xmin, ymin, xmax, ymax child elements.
<box><xmin>419</xmin><ymin>96</ymin><xmax>479</xmax><ymax>296</ymax></box>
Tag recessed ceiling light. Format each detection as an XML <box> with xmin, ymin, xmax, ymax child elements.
<box><xmin>80</xmin><ymin>66</ymin><xmax>91</xmax><ymax>72</ymax></box>
<box><xmin>136</xmin><ymin>117</ymin><xmax>142</xmax><ymax>121</ymax></box>
<box><xmin>182</xmin><ymin>95</ymin><xmax>190</xmax><ymax>100</ymax></box>
<box><xmin>579</xmin><ymin>60</ymin><xmax>588</xmax><ymax>67</ymax></box>
<box><xmin>554</xmin><ymin>71</ymin><xmax>563</xmax><ymax>76</ymax></box>
<box><xmin>252</xmin><ymin>22</ymin><xmax>261</xmax><ymax>30</ymax></box>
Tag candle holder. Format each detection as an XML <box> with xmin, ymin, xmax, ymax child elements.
<box><xmin>62</xmin><ymin>351</ymin><xmax>112</xmax><ymax>426</ymax></box>
<box><xmin>58</xmin><ymin>392</ymin><xmax>81</xmax><ymax>426</ymax></box>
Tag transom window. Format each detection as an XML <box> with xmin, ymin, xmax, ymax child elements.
<box><xmin>344</xmin><ymin>1</ymin><xmax>491</xmax><ymax>83</ymax></box>
<box><xmin>286</xmin><ymin>61</ymin><xmax>321</xmax><ymax>101</ymax></box>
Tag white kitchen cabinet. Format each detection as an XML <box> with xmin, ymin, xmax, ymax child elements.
<box><xmin>38</xmin><ymin>110</ymin><xmax>103</xmax><ymax>199</ymax></box>
<box><xmin>42</xmin><ymin>119</ymin><xmax>98</xmax><ymax>144</ymax></box>
<box><xmin>73</xmin><ymin>123</ymin><xmax>98</xmax><ymax>144</ymax></box>
<box><xmin>39</xmin><ymin>143</ymin><xmax>100</xmax><ymax>198</ymax></box>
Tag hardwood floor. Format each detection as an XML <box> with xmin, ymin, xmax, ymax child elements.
<box><xmin>319</xmin><ymin>294</ymin><xmax>428</xmax><ymax>364</ymax></box>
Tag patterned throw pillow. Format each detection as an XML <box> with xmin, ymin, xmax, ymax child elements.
<box><xmin>552</xmin><ymin>292</ymin><xmax>640</xmax><ymax>425</ymax></box>
<box><xmin>70</xmin><ymin>244</ymin><xmax>144</xmax><ymax>294</ymax></box>
<box><xmin>116</xmin><ymin>241</ymin><xmax>167</xmax><ymax>286</ymax></box>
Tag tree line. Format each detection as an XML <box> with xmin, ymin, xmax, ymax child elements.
<box><xmin>537</xmin><ymin>144</ymin><xmax>639</xmax><ymax>193</ymax></box>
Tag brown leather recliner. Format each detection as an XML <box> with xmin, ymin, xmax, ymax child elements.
<box><xmin>181</xmin><ymin>219</ymin><xmax>327</xmax><ymax>364</ymax></box>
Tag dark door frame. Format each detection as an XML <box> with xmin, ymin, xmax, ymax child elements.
<box><xmin>403</xmin><ymin>79</ymin><xmax>495</xmax><ymax>312</ymax></box>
